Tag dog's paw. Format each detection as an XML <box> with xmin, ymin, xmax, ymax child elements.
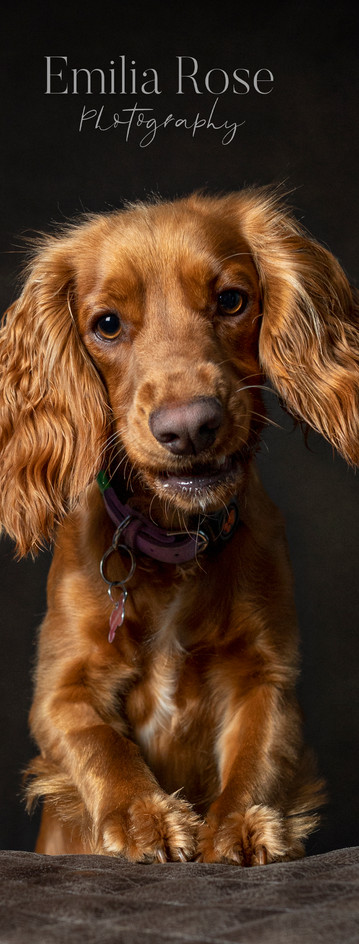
<box><xmin>198</xmin><ymin>805</ymin><xmax>290</xmax><ymax>866</ymax></box>
<box><xmin>98</xmin><ymin>791</ymin><xmax>201</xmax><ymax>862</ymax></box>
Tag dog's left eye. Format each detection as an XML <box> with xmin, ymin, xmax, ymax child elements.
<box><xmin>95</xmin><ymin>312</ymin><xmax>122</xmax><ymax>340</ymax></box>
<box><xmin>217</xmin><ymin>290</ymin><xmax>248</xmax><ymax>316</ymax></box>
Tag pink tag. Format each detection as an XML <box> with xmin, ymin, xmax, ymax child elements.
<box><xmin>108</xmin><ymin>593</ymin><xmax>126</xmax><ymax>644</ymax></box>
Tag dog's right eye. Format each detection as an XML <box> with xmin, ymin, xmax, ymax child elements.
<box><xmin>94</xmin><ymin>312</ymin><xmax>122</xmax><ymax>341</ymax></box>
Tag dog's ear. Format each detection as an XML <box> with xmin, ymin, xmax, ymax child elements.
<box><xmin>237</xmin><ymin>190</ymin><xmax>359</xmax><ymax>466</ymax></box>
<box><xmin>0</xmin><ymin>233</ymin><xmax>109</xmax><ymax>556</ymax></box>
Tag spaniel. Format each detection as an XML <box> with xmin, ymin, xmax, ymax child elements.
<box><xmin>1</xmin><ymin>190</ymin><xmax>358</xmax><ymax>864</ymax></box>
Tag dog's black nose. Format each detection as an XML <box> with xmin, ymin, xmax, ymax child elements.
<box><xmin>149</xmin><ymin>397</ymin><xmax>223</xmax><ymax>456</ymax></box>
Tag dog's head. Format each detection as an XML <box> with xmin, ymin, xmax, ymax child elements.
<box><xmin>1</xmin><ymin>190</ymin><xmax>358</xmax><ymax>554</ymax></box>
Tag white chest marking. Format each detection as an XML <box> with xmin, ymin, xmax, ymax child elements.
<box><xmin>136</xmin><ymin>657</ymin><xmax>177</xmax><ymax>751</ymax></box>
<box><xmin>134</xmin><ymin>599</ymin><xmax>184</xmax><ymax>752</ymax></box>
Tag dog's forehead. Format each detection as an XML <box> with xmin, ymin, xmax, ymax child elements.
<box><xmin>78</xmin><ymin>198</ymin><xmax>257</xmax><ymax>302</ymax></box>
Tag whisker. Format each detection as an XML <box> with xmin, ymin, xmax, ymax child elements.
<box><xmin>249</xmin><ymin>412</ymin><xmax>284</xmax><ymax>430</ymax></box>
<box><xmin>110</xmin><ymin>451</ymin><xmax>131</xmax><ymax>483</ymax></box>
<box><xmin>232</xmin><ymin>423</ymin><xmax>251</xmax><ymax>434</ymax></box>
<box><xmin>238</xmin><ymin>371</ymin><xmax>266</xmax><ymax>384</ymax></box>
<box><xmin>98</xmin><ymin>431</ymin><xmax>125</xmax><ymax>464</ymax></box>
<box><xmin>235</xmin><ymin>383</ymin><xmax>278</xmax><ymax>396</ymax></box>
<box><xmin>217</xmin><ymin>251</ymin><xmax>254</xmax><ymax>263</ymax></box>
<box><xmin>148</xmin><ymin>493</ymin><xmax>158</xmax><ymax>525</ymax></box>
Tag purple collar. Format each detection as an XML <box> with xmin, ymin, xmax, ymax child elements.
<box><xmin>97</xmin><ymin>472</ymin><xmax>240</xmax><ymax>565</ymax></box>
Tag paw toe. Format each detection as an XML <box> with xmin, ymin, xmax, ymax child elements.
<box><xmin>199</xmin><ymin>805</ymin><xmax>288</xmax><ymax>866</ymax></box>
<box><xmin>101</xmin><ymin>791</ymin><xmax>200</xmax><ymax>862</ymax></box>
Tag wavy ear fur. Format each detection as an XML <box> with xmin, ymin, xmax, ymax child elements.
<box><xmin>0</xmin><ymin>234</ymin><xmax>109</xmax><ymax>556</ymax></box>
<box><xmin>237</xmin><ymin>190</ymin><xmax>359</xmax><ymax>466</ymax></box>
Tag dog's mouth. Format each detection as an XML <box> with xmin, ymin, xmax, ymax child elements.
<box><xmin>151</xmin><ymin>451</ymin><xmax>245</xmax><ymax>504</ymax></box>
<box><xmin>158</xmin><ymin>453</ymin><xmax>233</xmax><ymax>490</ymax></box>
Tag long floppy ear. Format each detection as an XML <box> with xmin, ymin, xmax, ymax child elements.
<box><xmin>237</xmin><ymin>190</ymin><xmax>359</xmax><ymax>466</ymax></box>
<box><xmin>0</xmin><ymin>233</ymin><xmax>109</xmax><ymax>556</ymax></box>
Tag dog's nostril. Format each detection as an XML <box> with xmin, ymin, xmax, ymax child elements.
<box><xmin>149</xmin><ymin>397</ymin><xmax>223</xmax><ymax>456</ymax></box>
<box><xmin>160</xmin><ymin>431</ymin><xmax>180</xmax><ymax>445</ymax></box>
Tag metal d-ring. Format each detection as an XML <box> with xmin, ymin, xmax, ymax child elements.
<box><xmin>166</xmin><ymin>527</ymin><xmax>209</xmax><ymax>554</ymax></box>
<box><xmin>107</xmin><ymin>584</ymin><xmax>128</xmax><ymax>607</ymax></box>
<box><xmin>100</xmin><ymin>517</ymin><xmax>137</xmax><ymax>590</ymax></box>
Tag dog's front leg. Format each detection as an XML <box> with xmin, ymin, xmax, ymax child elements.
<box><xmin>198</xmin><ymin>683</ymin><xmax>318</xmax><ymax>865</ymax></box>
<box><xmin>29</xmin><ymin>626</ymin><xmax>200</xmax><ymax>861</ymax></box>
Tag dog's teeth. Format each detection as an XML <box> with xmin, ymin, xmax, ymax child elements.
<box><xmin>217</xmin><ymin>456</ymin><xmax>226</xmax><ymax>467</ymax></box>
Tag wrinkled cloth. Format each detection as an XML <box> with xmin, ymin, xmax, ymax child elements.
<box><xmin>0</xmin><ymin>847</ymin><xmax>358</xmax><ymax>943</ymax></box>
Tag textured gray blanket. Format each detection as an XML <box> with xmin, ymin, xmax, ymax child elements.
<box><xmin>1</xmin><ymin>847</ymin><xmax>358</xmax><ymax>943</ymax></box>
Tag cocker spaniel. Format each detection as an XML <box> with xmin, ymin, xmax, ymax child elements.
<box><xmin>1</xmin><ymin>190</ymin><xmax>358</xmax><ymax>864</ymax></box>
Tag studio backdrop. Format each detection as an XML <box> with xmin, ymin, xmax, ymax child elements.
<box><xmin>0</xmin><ymin>0</ymin><xmax>358</xmax><ymax>854</ymax></box>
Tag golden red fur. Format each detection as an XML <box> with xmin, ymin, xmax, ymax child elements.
<box><xmin>1</xmin><ymin>190</ymin><xmax>358</xmax><ymax>864</ymax></box>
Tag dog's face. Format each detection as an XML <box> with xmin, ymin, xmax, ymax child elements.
<box><xmin>1</xmin><ymin>189</ymin><xmax>357</xmax><ymax>555</ymax></box>
<box><xmin>77</xmin><ymin>199</ymin><xmax>263</xmax><ymax>513</ymax></box>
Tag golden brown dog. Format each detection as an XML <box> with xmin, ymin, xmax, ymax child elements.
<box><xmin>1</xmin><ymin>190</ymin><xmax>358</xmax><ymax>864</ymax></box>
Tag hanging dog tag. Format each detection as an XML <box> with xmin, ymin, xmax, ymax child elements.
<box><xmin>108</xmin><ymin>590</ymin><xmax>127</xmax><ymax>644</ymax></box>
<box><xmin>100</xmin><ymin>531</ymin><xmax>135</xmax><ymax>644</ymax></box>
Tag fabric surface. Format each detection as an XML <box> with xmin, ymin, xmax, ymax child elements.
<box><xmin>0</xmin><ymin>847</ymin><xmax>358</xmax><ymax>943</ymax></box>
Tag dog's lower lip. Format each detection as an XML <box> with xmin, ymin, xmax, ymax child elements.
<box><xmin>157</xmin><ymin>456</ymin><xmax>235</xmax><ymax>491</ymax></box>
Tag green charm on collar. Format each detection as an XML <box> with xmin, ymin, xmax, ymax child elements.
<box><xmin>97</xmin><ymin>470</ymin><xmax>110</xmax><ymax>494</ymax></box>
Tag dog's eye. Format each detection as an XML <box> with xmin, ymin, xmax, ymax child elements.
<box><xmin>217</xmin><ymin>290</ymin><xmax>248</xmax><ymax>316</ymax></box>
<box><xmin>95</xmin><ymin>312</ymin><xmax>122</xmax><ymax>340</ymax></box>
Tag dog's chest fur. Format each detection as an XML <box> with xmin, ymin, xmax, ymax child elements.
<box><xmin>121</xmin><ymin>591</ymin><xmax>223</xmax><ymax>811</ymax></box>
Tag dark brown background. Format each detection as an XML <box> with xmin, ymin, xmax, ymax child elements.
<box><xmin>0</xmin><ymin>0</ymin><xmax>358</xmax><ymax>855</ymax></box>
